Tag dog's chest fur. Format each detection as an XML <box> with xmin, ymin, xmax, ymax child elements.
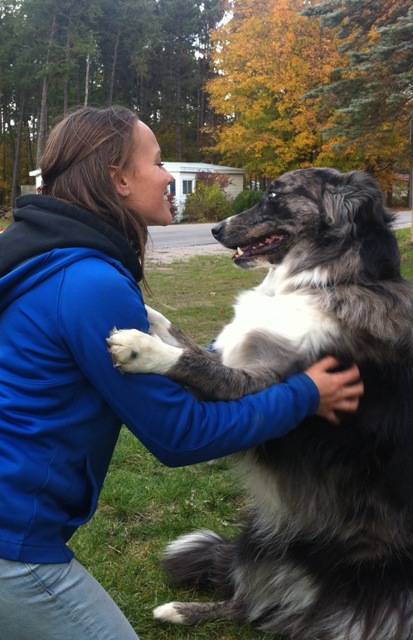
<box><xmin>214</xmin><ymin>267</ymin><xmax>341</xmax><ymax>374</ymax></box>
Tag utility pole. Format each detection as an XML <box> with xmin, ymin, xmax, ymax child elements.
<box><xmin>85</xmin><ymin>54</ymin><xmax>90</xmax><ymax>107</ymax></box>
<box><xmin>410</xmin><ymin>111</ymin><xmax>413</xmax><ymax>241</ymax></box>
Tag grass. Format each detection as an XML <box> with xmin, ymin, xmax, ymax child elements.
<box><xmin>0</xmin><ymin>217</ymin><xmax>11</xmax><ymax>231</ymax></box>
<box><xmin>145</xmin><ymin>254</ymin><xmax>264</xmax><ymax>345</ymax></box>
<box><xmin>397</xmin><ymin>227</ymin><xmax>413</xmax><ymax>280</ymax></box>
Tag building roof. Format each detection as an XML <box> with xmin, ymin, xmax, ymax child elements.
<box><xmin>30</xmin><ymin>163</ymin><xmax>246</xmax><ymax>178</ymax></box>
<box><xmin>164</xmin><ymin>162</ymin><xmax>246</xmax><ymax>174</ymax></box>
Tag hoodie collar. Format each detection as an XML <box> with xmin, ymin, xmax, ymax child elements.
<box><xmin>0</xmin><ymin>195</ymin><xmax>142</xmax><ymax>281</ymax></box>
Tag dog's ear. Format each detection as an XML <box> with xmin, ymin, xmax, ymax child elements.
<box><xmin>323</xmin><ymin>171</ymin><xmax>399</xmax><ymax>279</ymax></box>
<box><xmin>322</xmin><ymin>170</ymin><xmax>390</xmax><ymax>233</ymax></box>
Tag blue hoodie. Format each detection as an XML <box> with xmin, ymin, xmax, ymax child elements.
<box><xmin>0</xmin><ymin>196</ymin><xmax>319</xmax><ymax>563</ymax></box>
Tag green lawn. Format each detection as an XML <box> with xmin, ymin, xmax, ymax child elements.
<box><xmin>69</xmin><ymin>228</ymin><xmax>413</xmax><ymax>639</ymax></box>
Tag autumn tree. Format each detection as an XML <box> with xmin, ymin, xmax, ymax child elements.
<box><xmin>206</xmin><ymin>0</ymin><xmax>346</xmax><ymax>181</ymax></box>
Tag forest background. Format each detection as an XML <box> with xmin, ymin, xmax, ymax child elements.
<box><xmin>0</xmin><ymin>0</ymin><xmax>412</xmax><ymax>209</ymax></box>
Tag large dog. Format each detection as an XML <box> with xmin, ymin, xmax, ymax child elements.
<box><xmin>108</xmin><ymin>168</ymin><xmax>413</xmax><ymax>640</ymax></box>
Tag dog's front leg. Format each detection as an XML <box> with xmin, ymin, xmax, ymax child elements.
<box><xmin>107</xmin><ymin>328</ymin><xmax>282</xmax><ymax>401</ymax></box>
<box><xmin>145</xmin><ymin>305</ymin><xmax>200</xmax><ymax>351</ymax></box>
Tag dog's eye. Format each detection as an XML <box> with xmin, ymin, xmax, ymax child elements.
<box><xmin>269</xmin><ymin>192</ymin><xmax>277</xmax><ymax>199</ymax></box>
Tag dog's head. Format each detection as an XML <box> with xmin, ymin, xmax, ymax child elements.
<box><xmin>212</xmin><ymin>168</ymin><xmax>399</xmax><ymax>279</ymax></box>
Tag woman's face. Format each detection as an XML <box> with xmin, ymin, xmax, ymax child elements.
<box><xmin>115</xmin><ymin>121</ymin><xmax>174</xmax><ymax>226</ymax></box>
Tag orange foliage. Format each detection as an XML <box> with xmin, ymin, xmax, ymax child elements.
<box><xmin>206</xmin><ymin>0</ymin><xmax>410</xmax><ymax>188</ymax></box>
<box><xmin>206</xmin><ymin>0</ymin><xmax>346</xmax><ymax>178</ymax></box>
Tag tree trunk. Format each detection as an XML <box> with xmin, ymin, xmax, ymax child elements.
<box><xmin>1</xmin><ymin>106</ymin><xmax>5</xmax><ymax>205</ymax></box>
<box><xmin>11</xmin><ymin>100</ymin><xmax>25</xmax><ymax>208</ymax></box>
<box><xmin>175</xmin><ymin>61</ymin><xmax>182</xmax><ymax>160</ymax></box>
<box><xmin>84</xmin><ymin>53</ymin><xmax>91</xmax><ymax>106</ymax></box>
<box><xmin>36</xmin><ymin>12</ymin><xmax>58</xmax><ymax>167</ymax></box>
<box><xmin>108</xmin><ymin>28</ymin><xmax>121</xmax><ymax>105</ymax></box>
<box><xmin>108</xmin><ymin>3</ymin><xmax>129</xmax><ymax>105</ymax></box>
<box><xmin>63</xmin><ymin>29</ymin><xmax>72</xmax><ymax>115</ymax></box>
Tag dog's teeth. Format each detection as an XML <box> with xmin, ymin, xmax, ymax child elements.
<box><xmin>237</xmin><ymin>247</ymin><xmax>244</xmax><ymax>256</ymax></box>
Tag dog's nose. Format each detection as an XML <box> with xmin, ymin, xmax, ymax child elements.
<box><xmin>211</xmin><ymin>222</ymin><xmax>224</xmax><ymax>239</ymax></box>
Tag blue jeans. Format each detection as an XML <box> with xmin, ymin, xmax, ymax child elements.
<box><xmin>0</xmin><ymin>557</ymin><xmax>140</xmax><ymax>639</ymax></box>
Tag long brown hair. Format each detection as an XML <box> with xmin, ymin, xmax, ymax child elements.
<box><xmin>40</xmin><ymin>105</ymin><xmax>148</xmax><ymax>273</ymax></box>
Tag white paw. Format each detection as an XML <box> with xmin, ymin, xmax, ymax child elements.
<box><xmin>153</xmin><ymin>602</ymin><xmax>186</xmax><ymax>624</ymax></box>
<box><xmin>107</xmin><ymin>328</ymin><xmax>182</xmax><ymax>374</ymax></box>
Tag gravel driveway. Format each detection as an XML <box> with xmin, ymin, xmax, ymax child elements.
<box><xmin>146</xmin><ymin>242</ymin><xmax>229</xmax><ymax>264</ymax></box>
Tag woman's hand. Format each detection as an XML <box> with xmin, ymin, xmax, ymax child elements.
<box><xmin>305</xmin><ymin>356</ymin><xmax>364</xmax><ymax>425</ymax></box>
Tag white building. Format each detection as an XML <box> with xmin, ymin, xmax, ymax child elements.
<box><xmin>30</xmin><ymin>162</ymin><xmax>247</xmax><ymax>220</ymax></box>
<box><xmin>164</xmin><ymin>162</ymin><xmax>246</xmax><ymax>219</ymax></box>
<box><xmin>29</xmin><ymin>169</ymin><xmax>42</xmax><ymax>189</ymax></box>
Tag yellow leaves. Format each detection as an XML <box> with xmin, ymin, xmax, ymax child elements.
<box><xmin>206</xmin><ymin>0</ymin><xmax>346</xmax><ymax>178</ymax></box>
<box><xmin>207</xmin><ymin>0</ymin><xmax>409</xmax><ymax>188</ymax></box>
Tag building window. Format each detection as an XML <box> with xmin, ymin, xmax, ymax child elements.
<box><xmin>182</xmin><ymin>180</ymin><xmax>193</xmax><ymax>195</ymax></box>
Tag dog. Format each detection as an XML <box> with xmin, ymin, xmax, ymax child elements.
<box><xmin>108</xmin><ymin>168</ymin><xmax>413</xmax><ymax>640</ymax></box>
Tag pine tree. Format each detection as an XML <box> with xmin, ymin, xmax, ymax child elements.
<box><xmin>304</xmin><ymin>0</ymin><xmax>412</xmax><ymax>185</ymax></box>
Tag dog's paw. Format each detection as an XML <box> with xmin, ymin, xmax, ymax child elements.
<box><xmin>107</xmin><ymin>328</ymin><xmax>182</xmax><ymax>375</ymax></box>
<box><xmin>153</xmin><ymin>602</ymin><xmax>187</xmax><ymax>625</ymax></box>
<box><xmin>107</xmin><ymin>329</ymin><xmax>151</xmax><ymax>373</ymax></box>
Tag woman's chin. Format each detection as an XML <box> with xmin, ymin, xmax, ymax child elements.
<box><xmin>143</xmin><ymin>207</ymin><xmax>173</xmax><ymax>226</ymax></box>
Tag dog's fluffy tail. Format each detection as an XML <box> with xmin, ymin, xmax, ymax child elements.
<box><xmin>161</xmin><ymin>529</ymin><xmax>236</xmax><ymax>598</ymax></box>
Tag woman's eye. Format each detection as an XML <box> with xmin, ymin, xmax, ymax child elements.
<box><xmin>157</xmin><ymin>162</ymin><xmax>164</xmax><ymax>167</ymax></box>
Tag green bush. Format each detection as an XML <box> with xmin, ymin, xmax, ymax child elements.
<box><xmin>183</xmin><ymin>182</ymin><xmax>233</xmax><ymax>222</ymax></box>
<box><xmin>232</xmin><ymin>189</ymin><xmax>264</xmax><ymax>214</ymax></box>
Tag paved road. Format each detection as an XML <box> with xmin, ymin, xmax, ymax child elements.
<box><xmin>148</xmin><ymin>210</ymin><xmax>412</xmax><ymax>250</ymax></box>
<box><xmin>148</xmin><ymin>223</ymin><xmax>218</xmax><ymax>249</ymax></box>
<box><xmin>392</xmin><ymin>210</ymin><xmax>411</xmax><ymax>229</ymax></box>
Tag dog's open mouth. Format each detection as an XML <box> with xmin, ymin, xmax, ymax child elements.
<box><xmin>232</xmin><ymin>234</ymin><xmax>287</xmax><ymax>262</ymax></box>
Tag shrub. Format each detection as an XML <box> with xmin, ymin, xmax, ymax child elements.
<box><xmin>232</xmin><ymin>189</ymin><xmax>264</xmax><ymax>214</ymax></box>
<box><xmin>183</xmin><ymin>182</ymin><xmax>233</xmax><ymax>222</ymax></box>
<box><xmin>166</xmin><ymin>193</ymin><xmax>179</xmax><ymax>220</ymax></box>
<box><xmin>195</xmin><ymin>171</ymin><xmax>232</xmax><ymax>190</ymax></box>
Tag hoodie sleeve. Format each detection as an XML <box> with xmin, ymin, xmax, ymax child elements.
<box><xmin>58</xmin><ymin>256</ymin><xmax>320</xmax><ymax>467</ymax></box>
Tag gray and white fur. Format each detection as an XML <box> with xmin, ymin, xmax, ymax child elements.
<box><xmin>108</xmin><ymin>168</ymin><xmax>413</xmax><ymax>640</ymax></box>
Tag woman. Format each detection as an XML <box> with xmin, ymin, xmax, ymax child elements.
<box><xmin>0</xmin><ymin>106</ymin><xmax>362</xmax><ymax>639</ymax></box>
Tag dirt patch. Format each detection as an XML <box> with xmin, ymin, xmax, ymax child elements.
<box><xmin>146</xmin><ymin>243</ymin><xmax>229</xmax><ymax>264</ymax></box>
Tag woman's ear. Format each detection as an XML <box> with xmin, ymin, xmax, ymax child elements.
<box><xmin>109</xmin><ymin>166</ymin><xmax>131</xmax><ymax>198</ymax></box>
